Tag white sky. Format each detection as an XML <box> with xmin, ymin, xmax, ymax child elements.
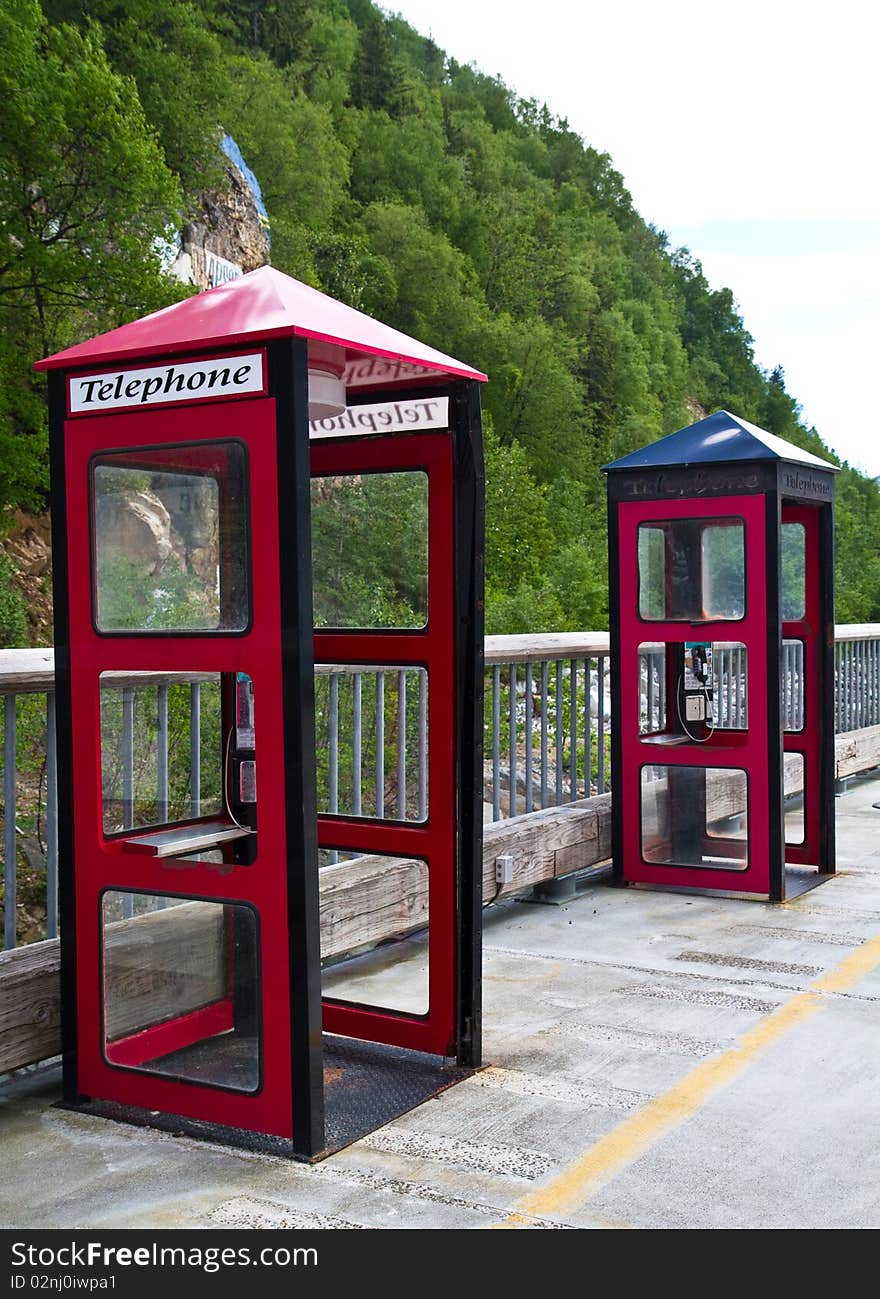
<box><xmin>386</xmin><ymin>0</ymin><xmax>880</xmax><ymax>475</ymax></box>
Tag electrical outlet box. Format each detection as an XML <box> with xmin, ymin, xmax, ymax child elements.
<box><xmin>495</xmin><ymin>854</ymin><xmax>514</xmax><ymax>885</ymax></box>
<box><xmin>685</xmin><ymin>695</ymin><xmax>705</xmax><ymax>722</ymax></box>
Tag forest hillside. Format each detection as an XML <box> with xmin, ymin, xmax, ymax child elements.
<box><xmin>3</xmin><ymin>0</ymin><xmax>879</xmax><ymax>642</ymax></box>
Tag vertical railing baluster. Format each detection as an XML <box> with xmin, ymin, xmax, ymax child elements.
<box><xmin>508</xmin><ymin>663</ymin><xmax>517</xmax><ymax>818</ymax></box>
<box><xmin>555</xmin><ymin>660</ymin><xmax>563</xmax><ymax>807</ymax></box>
<box><xmin>352</xmin><ymin>672</ymin><xmax>362</xmax><ymax>817</ymax></box>
<box><xmin>845</xmin><ymin>641</ymin><xmax>851</xmax><ymax>730</ymax></box>
<box><xmin>794</xmin><ymin>641</ymin><xmax>800</xmax><ymax>730</ymax></box>
<box><xmin>597</xmin><ymin>656</ymin><xmax>606</xmax><ymax>794</ymax></box>
<box><xmin>122</xmin><ymin>688</ymin><xmax>135</xmax><ymax>828</ymax></box>
<box><xmin>569</xmin><ymin>659</ymin><xmax>577</xmax><ymax>801</ymax></box>
<box><xmin>645</xmin><ymin>651</ymin><xmax>653</xmax><ymax>732</ymax></box>
<box><xmin>855</xmin><ymin>641</ymin><xmax>861</xmax><ymax>729</ymax></box>
<box><xmin>524</xmin><ymin>661</ymin><xmax>533</xmax><ymax>814</ymax></box>
<box><xmin>790</xmin><ymin>639</ymin><xmax>800</xmax><ymax>732</ymax></box>
<box><xmin>189</xmin><ymin>682</ymin><xmax>201</xmax><ymax>818</ymax></box>
<box><xmin>328</xmin><ymin>673</ymin><xmax>339</xmax><ymax>815</ymax></box>
<box><xmin>46</xmin><ymin>692</ymin><xmax>58</xmax><ymax>940</ymax></box>
<box><xmin>492</xmin><ymin>665</ymin><xmax>501</xmax><ymax>822</ymax></box>
<box><xmin>375</xmin><ymin>671</ymin><xmax>384</xmax><ymax>820</ymax></box>
<box><xmin>584</xmin><ymin>658</ymin><xmax>592</xmax><ymax>795</ymax></box>
<box><xmin>396</xmin><ymin>669</ymin><xmax>407</xmax><ymax>818</ymax></box>
<box><xmin>154</xmin><ymin>683</ymin><xmax>169</xmax><ymax>909</ymax></box>
<box><xmin>417</xmin><ymin>669</ymin><xmax>427</xmax><ymax>822</ymax></box>
<box><xmin>834</xmin><ymin>643</ymin><xmax>841</xmax><ymax>733</ymax></box>
<box><xmin>157</xmin><ymin>683</ymin><xmax>169</xmax><ymax>824</ymax></box>
<box><xmin>326</xmin><ymin>672</ymin><xmax>338</xmax><ymax>863</ymax></box>
<box><xmin>121</xmin><ymin>687</ymin><xmax>134</xmax><ymax>918</ymax></box>
<box><xmin>846</xmin><ymin>641</ymin><xmax>851</xmax><ymax>729</ymax></box>
<box><xmin>540</xmin><ymin>661</ymin><xmax>549</xmax><ymax>809</ymax></box>
<box><xmin>4</xmin><ymin>694</ymin><xmax>17</xmax><ymax>950</ymax></box>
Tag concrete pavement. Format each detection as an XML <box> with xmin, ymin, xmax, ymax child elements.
<box><xmin>3</xmin><ymin>775</ymin><xmax>880</xmax><ymax>1229</ymax></box>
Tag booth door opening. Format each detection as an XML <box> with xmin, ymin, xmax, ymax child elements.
<box><xmin>311</xmin><ymin>432</ymin><xmax>457</xmax><ymax>1057</ymax></box>
<box><xmin>781</xmin><ymin>503</ymin><xmax>828</xmax><ymax>871</ymax></box>
<box><xmin>67</xmin><ymin>400</ymin><xmax>298</xmax><ymax>1138</ymax></box>
<box><xmin>621</xmin><ymin>494</ymin><xmax>774</xmax><ymax>895</ymax></box>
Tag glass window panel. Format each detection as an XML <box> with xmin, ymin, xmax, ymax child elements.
<box><xmin>641</xmin><ymin>765</ymin><xmax>748</xmax><ymax>870</ymax></box>
<box><xmin>638</xmin><ymin>519</ymin><xmax>744</xmax><ymax>621</ymax></box>
<box><xmin>785</xmin><ymin>753</ymin><xmax>805</xmax><ymax>846</ymax></box>
<box><xmin>637</xmin><ymin>527</ymin><xmax>666</xmax><ymax>621</ymax></box>
<box><xmin>311</xmin><ymin>471</ymin><xmax>428</xmax><ymax>629</ymax></box>
<box><xmin>100</xmin><ymin>672</ymin><xmax>223</xmax><ymax>835</ymax></box>
<box><xmin>701</xmin><ymin>525</ymin><xmax>745</xmax><ymax>619</ymax></box>
<box><xmin>314</xmin><ymin>666</ymin><xmax>427</xmax><ymax>822</ymax></box>
<box><xmin>781</xmin><ymin>523</ymin><xmax>806</xmax><ymax>621</ymax></box>
<box><xmin>92</xmin><ymin>442</ymin><xmax>249</xmax><ymax>632</ymax></box>
<box><xmin>320</xmin><ymin>849</ymin><xmax>428</xmax><ymax>1016</ymax></box>
<box><xmin>102</xmin><ymin>893</ymin><xmax>259</xmax><ymax>1093</ymax></box>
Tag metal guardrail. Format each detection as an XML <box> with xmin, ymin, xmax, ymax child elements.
<box><xmin>2</xmin><ymin>626</ymin><xmax>880</xmax><ymax>950</ymax></box>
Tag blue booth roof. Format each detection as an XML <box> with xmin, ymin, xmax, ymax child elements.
<box><xmin>603</xmin><ymin>410</ymin><xmax>839</xmax><ymax>474</ymax></box>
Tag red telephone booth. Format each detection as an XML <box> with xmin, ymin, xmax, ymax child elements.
<box><xmin>37</xmin><ymin>267</ymin><xmax>486</xmax><ymax>1157</ymax></box>
<box><xmin>604</xmin><ymin>411</ymin><xmax>837</xmax><ymax>901</ymax></box>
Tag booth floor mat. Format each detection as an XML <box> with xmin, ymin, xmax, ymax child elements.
<box><xmin>63</xmin><ymin>1035</ymin><xmax>470</xmax><ymax>1161</ymax></box>
<box><xmin>322</xmin><ymin>1036</ymin><xmax>467</xmax><ymax>1154</ymax></box>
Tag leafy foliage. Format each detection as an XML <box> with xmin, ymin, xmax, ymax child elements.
<box><xmin>0</xmin><ymin>553</ymin><xmax>28</xmax><ymax>646</ymax></box>
<box><xmin>2</xmin><ymin>0</ymin><xmax>879</xmax><ymax>626</ymax></box>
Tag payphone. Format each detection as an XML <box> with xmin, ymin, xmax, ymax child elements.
<box><xmin>38</xmin><ymin>266</ymin><xmax>486</xmax><ymax>1157</ymax></box>
<box><xmin>605</xmin><ymin>410</ymin><xmax>838</xmax><ymax>901</ymax></box>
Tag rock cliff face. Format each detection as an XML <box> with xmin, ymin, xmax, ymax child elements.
<box><xmin>1</xmin><ymin>511</ymin><xmax>53</xmax><ymax>644</ymax></box>
<box><xmin>170</xmin><ymin>157</ymin><xmax>270</xmax><ymax>289</ymax></box>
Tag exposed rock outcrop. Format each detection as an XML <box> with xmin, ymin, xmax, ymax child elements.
<box><xmin>94</xmin><ymin>490</ymin><xmax>177</xmax><ymax>575</ymax></box>
<box><xmin>170</xmin><ymin>156</ymin><xmax>270</xmax><ymax>289</ymax></box>
<box><xmin>0</xmin><ymin>510</ymin><xmax>53</xmax><ymax>645</ymax></box>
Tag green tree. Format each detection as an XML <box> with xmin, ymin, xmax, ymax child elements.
<box><xmin>0</xmin><ymin>0</ymin><xmax>186</xmax><ymax>514</ymax></box>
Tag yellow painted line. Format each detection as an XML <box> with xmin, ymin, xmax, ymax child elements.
<box><xmin>492</xmin><ymin>930</ymin><xmax>880</xmax><ymax>1228</ymax></box>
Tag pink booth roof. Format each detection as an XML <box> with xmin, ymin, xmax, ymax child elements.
<box><xmin>33</xmin><ymin>265</ymin><xmax>487</xmax><ymax>386</ymax></box>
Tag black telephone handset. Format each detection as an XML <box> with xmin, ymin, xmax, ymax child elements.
<box><xmin>679</xmin><ymin>642</ymin><xmax>714</xmax><ymax>731</ymax></box>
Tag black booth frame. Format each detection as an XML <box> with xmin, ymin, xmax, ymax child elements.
<box><xmin>607</xmin><ymin>459</ymin><xmax>836</xmax><ymax>903</ymax></box>
<box><xmin>48</xmin><ymin>340</ymin><xmax>484</xmax><ymax>1160</ymax></box>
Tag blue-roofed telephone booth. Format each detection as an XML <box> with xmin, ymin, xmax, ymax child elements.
<box><xmin>604</xmin><ymin>410</ymin><xmax>838</xmax><ymax>901</ymax></box>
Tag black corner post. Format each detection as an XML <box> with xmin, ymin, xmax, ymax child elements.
<box><xmin>452</xmin><ymin>380</ymin><xmax>484</xmax><ymax>1068</ymax></box>
<box><xmin>606</xmin><ymin>488</ymin><xmax>624</xmax><ymax>886</ymax></box>
<box><xmin>270</xmin><ymin>338</ymin><xmax>325</xmax><ymax>1158</ymax></box>
<box><xmin>765</xmin><ymin>487</ymin><xmax>785</xmax><ymax>902</ymax></box>
<box><xmin>47</xmin><ymin>369</ymin><xmax>80</xmax><ymax>1104</ymax></box>
<box><xmin>819</xmin><ymin>500</ymin><xmax>837</xmax><ymax>875</ymax></box>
